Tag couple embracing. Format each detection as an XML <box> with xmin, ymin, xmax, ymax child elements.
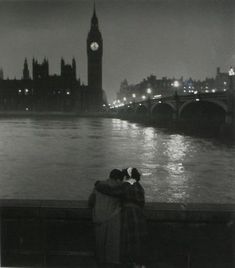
<box><xmin>89</xmin><ymin>167</ymin><xmax>147</xmax><ymax>268</ymax></box>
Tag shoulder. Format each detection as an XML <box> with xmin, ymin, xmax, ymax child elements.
<box><xmin>137</xmin><ymin>182</ymin><xmax>145</xmax><ymax>191</ymax></box>
<box><xmin>94</xmin><ymin>179</ymin><xmax>109</xmax><ymax>186</ymax></box>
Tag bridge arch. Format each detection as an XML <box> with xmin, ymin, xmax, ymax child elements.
<box><xmin>117</xmin><ymin>105</ymin><xmax>134</xmax><ymax>116</ymax></box>
<box><xmin>179</xmin><ymin>99</ymin><xmax>227</xmax><ymax>117</ymax></box>
<box><xmin>179</xmin><ymin>100</ymin><xmax>226</xmax><ymax>128</ymax></box>
<box><xmin>135</xmin><ymin>103</ymin><xmax>148</xmax><ymax>115</ymax></box>
<box><xmin>151</xmin><ymin>102</ymin><xmax>176</xmax><ymax>114</ymax></box>
<box><xmin>151</xmin><ymin>102</ymin><xmax>175</xmax><ymax>123</ymax></box>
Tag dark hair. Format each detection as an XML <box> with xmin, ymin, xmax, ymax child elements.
<box><xmin>109</xmin><ymin>169</ymin><xmax>124</xmax><ymax>181</ymax></box>
<box><xmin>131</xmin><ymin>168</ymin><xmax>141</xmax><ymax>181</ymax></box>
<box><xmin>122</xmin><ymin>168</ymin><xmax>130</xmax><ymax>179</ymax></box>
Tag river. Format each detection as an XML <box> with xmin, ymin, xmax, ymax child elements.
<box><xmin>0</xmin><ymin>117</ymin><xmax>234</xmax><ymax>203</ymax></box>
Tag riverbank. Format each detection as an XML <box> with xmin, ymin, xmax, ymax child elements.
<box><xmin>0</xmin><ymin>199</ymin><xmax>234</xmax><ymax>267</ymax></box>
<box><xmin>0</xmin><ymin>110</ymin><xmax>114</xmax><ymax>118</ymax></box>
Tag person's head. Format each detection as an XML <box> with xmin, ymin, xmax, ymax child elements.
<box><xmin>122</xmin><ymin>168</ymin><xmax>130</xmax><ymax>180</ymax></box>
<box><xmin>124</xmin><ymin>167</ymin><xmax>141</xmax><ymax>181</ymax></box>
<box><xmin>109</xmin><ymin>169</ymin><xmax>124</xmax><ymax>181</ymax></box>
<box><xmin>131</xmin><ymin>168</ymin><xmax>141</xmax><ymax>181</ymax></box>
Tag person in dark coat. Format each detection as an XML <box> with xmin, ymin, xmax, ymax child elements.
<box><xmin>95</xmin><ymin>167</ymin><xmax>147</xmax><ymax>268</ymax></box>
<box><xmin>88</xmin><ymin>169</ymin><xmax>124</xmax><ymax>268</ymax></box>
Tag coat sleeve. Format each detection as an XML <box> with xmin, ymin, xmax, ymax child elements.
<box><xmin>137</xmin><ymin>184</ymin><xmax>145</xmax><ymax>208</ymax></box>
<box><xmin>128</xmin><ymin>183</ymin><xmax>145</xmax><ymax>208</ymax></box>
<box><xmin>88</xmin><ymin>189</ymin><xmax>96</xmax><ymax>208</ymax></box>
<box><xmin>95</xmin><ymin>181</ymin><xmax>124</xmax><ymax>198</ymax></box>
<box><xmin>139</xmin><ymin>188</ymin><xmax>145</xmax><ymax>208</ymax></box>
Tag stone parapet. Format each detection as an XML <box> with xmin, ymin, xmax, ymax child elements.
<box><xmin>0</xmin><ymin>200</ymin><xmax>234</xmax><ymax>267</ymax></box>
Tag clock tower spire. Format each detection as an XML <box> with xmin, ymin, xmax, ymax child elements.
<box><xmin>87</xmin><ymin>2</ymin><xmax>103</xmax><ymax>110</ymax></box>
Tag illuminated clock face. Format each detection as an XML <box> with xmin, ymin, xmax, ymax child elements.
<box><xmin>90</xmin><ymin>42</ymin><xmax>99</xmax><ymax>51</ymax></box>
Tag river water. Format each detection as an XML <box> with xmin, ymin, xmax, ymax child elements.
<box><xmin>0</xmin><ymin>117</ymin><xmax>234</xmax><ymax>203</ymax></box>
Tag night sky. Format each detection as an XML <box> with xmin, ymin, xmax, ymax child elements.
<box><xmin>0</xmin><ymin>0</ymin><xmax>234</xmax><ymax>101</ymax></box>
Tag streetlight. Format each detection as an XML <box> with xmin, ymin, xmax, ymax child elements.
<box><xmin>173</xmin><ymin>80</ymin><xmax>179</xmax><ymax>88</ymax></box>
<box><xmin>132</xmin><ymin>93</ymin><xmax>136</xmax><ymax>106</ymax></box>
<box><xmin>142</xmin><ymin>95</ymin><xmax>146</xmax><ymax>100</ymax></box>
<box><xmin>123</xmin><ymin>97</ymin><xmax>127</xmax><ymax>102</ymax></box>
<box><xmin>228</xmin><ymin>67</ymin><xmax>235</xmax><ymax>92</ymax></box>
<box><xmin>146</xmin><ymin>88</ymin><xmax>152</xmax><ymax>102</ymax></box>
<box><xmin>229</xmin><ymin>67</ymin><xmax>235</xmax><ymax>76</ymax></box>
<box><xmin>146</xmin><ymin>88</ymin><xmax>152</xmax><ymax>95</ymax></box>
<box><xmin>172</xmin><ymin>80</ymin><xmax>180</xmax><ymax>96</ymax></box>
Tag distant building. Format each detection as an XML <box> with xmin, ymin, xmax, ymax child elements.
<box><xmin>0</xmin><ymin>58</ymin><xmax>84</xmax><ymax>112</ymax></box>
<box><xmin>116</xmin><ymin>68</ymin><xmax>229</xmax><ymax>103</ymax></box>
<box><xmin>0</xmin><ymin>5</ymin><xmax>104</xmax><ymax>112</ymax></box>
<box><xmin>117</xmin><ymin>75</ymin><xmax>182</xmax><ymax>102</ymax></box>
<box><xmin>215</xmin><ymin>67</ymin><xmax>229</xmax><ymax>92</ymax></box>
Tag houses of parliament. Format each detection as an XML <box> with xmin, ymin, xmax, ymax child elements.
<box><xmin>0</xmin><ymin>6</ymin><xmax>104</xmax><ymax>112</ymax></box>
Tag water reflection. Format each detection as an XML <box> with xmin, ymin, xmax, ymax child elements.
<box><xmin>166</xmin><ymin>135</ymin><xmax>189</xmax><ymax>161</ymax></box>
<box><xmin>162</xmin><ymin>135</ymin><xmax>189</xmax><ymax>202</ymax></box>
<box><xmin>0</xmin><ymin>117</ymin><xmax>234</xmax><ymax>203</ymax></box>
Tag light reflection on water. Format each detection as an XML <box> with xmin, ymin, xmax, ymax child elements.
<box><xmin>164</xmin><ymin>135</ymin><xmax>190</xmax><ymax>202</ymax></box>
<box><xmin>0</xmin><ymin>117</ymin><xmax>234</xmax><ymax>203</ymax></box>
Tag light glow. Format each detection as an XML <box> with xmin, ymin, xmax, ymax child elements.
<box><xmin>153</xmin><ymin>94</ymin><xmax>162</xmax><ymax>99</ymax></box>
<box><xmin>229</xmin><ymin>67</ymin><xmax>235</xmax><ymax>76</ymax></box>
<box><xmin>173</xmin><ymin>81</ymin><xmax>179</xmax><ymax>87</ymax></box>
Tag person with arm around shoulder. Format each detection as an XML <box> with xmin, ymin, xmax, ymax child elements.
<box><xmin>95</xmin><ymin>167</ymin><xmax>148</xmax><ymax>268</ymax></box>
<box><xmin>88</xmin><ymin>169</ymin><xmax>124</xmax><ymax>268</ymax></box>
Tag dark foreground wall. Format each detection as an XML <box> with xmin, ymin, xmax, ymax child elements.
<box><xmin>0</xmin><ymin>200</ymin><xmax>234</xmax><ymax>267</ymax></box>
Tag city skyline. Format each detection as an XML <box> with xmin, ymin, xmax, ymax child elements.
<box><xmin>0</xmin><ymin>0</ymin><xmax>234</xmax><ymax>101</ymax></box>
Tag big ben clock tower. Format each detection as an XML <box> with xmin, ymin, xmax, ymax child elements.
<box><xmin>87</xmin><ymin>4</ymin><xmax>103</xmax><ymax>110</ymax></box>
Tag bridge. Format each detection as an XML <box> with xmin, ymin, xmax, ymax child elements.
<box><xmin>113</xmin><ymin>77</ymin><xmax>235</xmax><ymax>138</ymax></box>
